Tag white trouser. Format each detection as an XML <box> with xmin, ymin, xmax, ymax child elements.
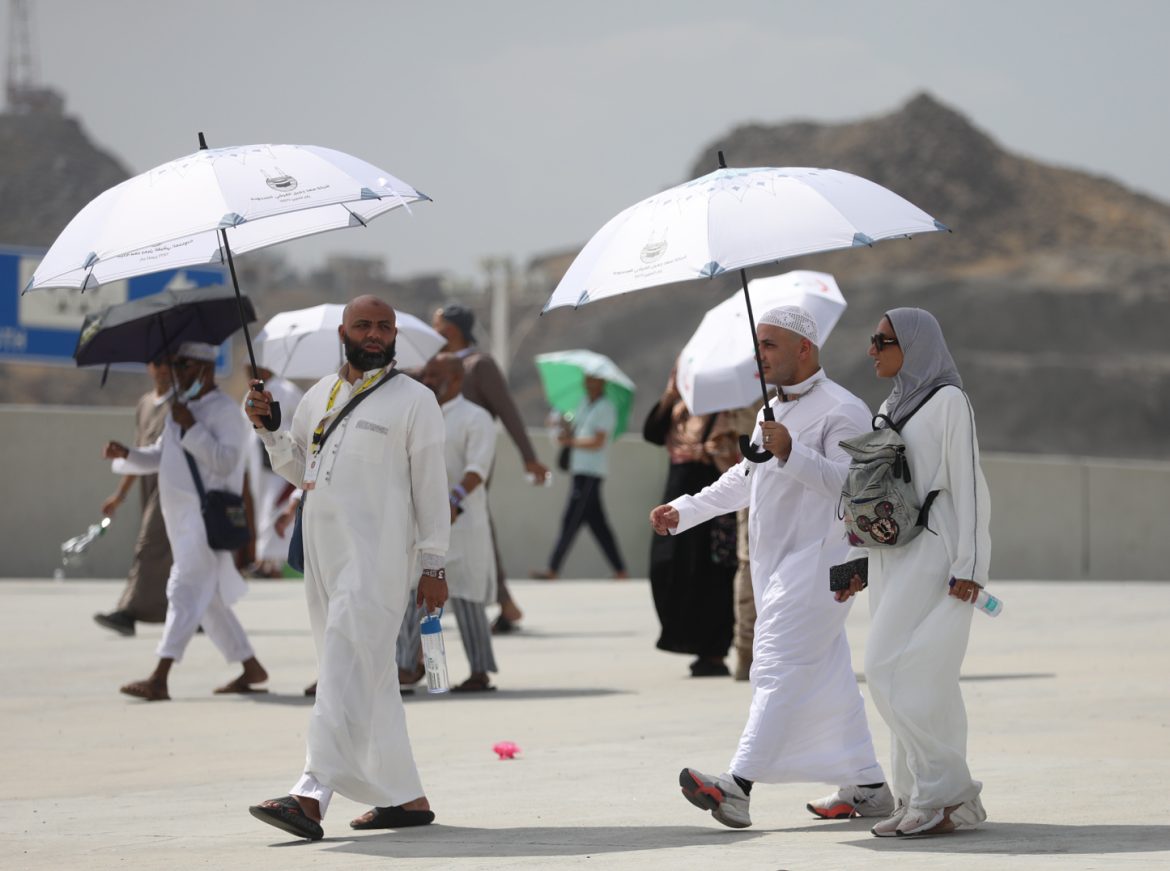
<box><xmin>156</xmin><ymin>568</ymin><xmax>254</xmax><ymax>663</ymax></box>
<box><xmin>291</xmin><ymin>772</ymin><xmax>334</xmax><ymax>818</ymax></box>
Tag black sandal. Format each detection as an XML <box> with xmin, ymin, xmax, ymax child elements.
<box><xmin>349</xmin><ymin>805</ymin><xmax>435</xmax><ymax>830</ymax></box>
<box><xmin>248</xmin><ymin>795</ymin><xmax>324</xmax><ymax>841</ymax></box>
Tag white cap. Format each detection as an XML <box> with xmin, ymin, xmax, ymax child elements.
<box><xmin>757</xmin><ymin>305</ymin><xmax>819</xmax><ymax>346</ymax></box>
<box><xmin>175</xmin><ymin>341</ymin><xmax>217</xmax><ymax>362</ymax></box>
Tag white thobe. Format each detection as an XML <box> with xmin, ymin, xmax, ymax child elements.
<box><xmin>860</xmin><ymin>386</ymin><xmax>991</xmax><ymax>809</ymax></box>
<box><xmin>441</xmin><ymin>396</ymin><xmax>497</xmax><ymax>604</ymax></box>
<box><xmin>261</xmin><ymin>366</ymin><xmax>449</xmax><ymax>815</ymax></box>
<box><xmin>670</xmin><ymin>370</ymin><xmax>884</xmax><ymax>786</ymax></box>
<box><xmin>243</xmin><ymin>376</ymin><xmax>304</xmax><ymax>563</ymax></box>
<box><xmin>112</xmin><ymin>389</ymin><xmax>252</xmax><ymax>664</ymax></box>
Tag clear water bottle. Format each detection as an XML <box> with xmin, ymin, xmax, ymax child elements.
<box><xmin>419</xmin><ymin>610</ymin><xmax>450</xmax><ymax>694</ymax></box>
<box><xmin>973</xmin><ymin>588</ymin><xmax>1004</xmax><ymax>618</ymax></box>
<box><xmin>950</xmin><ymin>578</ymin><xmax>1003</xmax><ymax>618</ymax></box>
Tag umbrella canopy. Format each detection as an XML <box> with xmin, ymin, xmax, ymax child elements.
<box><xmin>541</xmin><ymin>157</ymin><xmax>947</xmax><ymax>461</ymax></box>
<box><xmin>543</xmin><ymin>165</ymin><xmax>946</xmax><ymax>312</ymax></box>
<box><xmin>534</xmin><ymin>350</ymin><xmax>636</xmax><ymax>437</ymax></box>
<box><xmin>255</xmin><ymin>303</ymin><xmax>446</xmax><ymax>379</ymax></box>
<box><xmin>677</xmin><ymin>271</ymin><xmax>847</xmax><ymax>415</ymax></box>
<box><xmin>74</xmin><ymin>284</ymin><xmax>255</xmax><ymax>366</ymax></box>
<box><xmin>25</xmin><ymin>143</ymin><xmax>429</xmax><ymax>291</ymax></box>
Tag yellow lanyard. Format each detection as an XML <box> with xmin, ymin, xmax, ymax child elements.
<box><xmin>311</xmin><ymin>369</ymin><xmax>384</xmax><ymax>455</ymax></box>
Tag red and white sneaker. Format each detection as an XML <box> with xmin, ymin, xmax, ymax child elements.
<box><xmin>807</xmin><ymin>783</ymin><xmax>895</xmax><ymax>819</ymax></box>
<box><xmin>679</xmin><ymin>768</ymin><xmax>752</xmax><ymax>828</ymax></box>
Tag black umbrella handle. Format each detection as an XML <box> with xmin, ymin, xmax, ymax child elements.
<box><xmin>253</xmin><ymin>379</ymin><xmax>282</xmax><ymax>431</ymax></box>
<box><xmin>740</xmin><ymin>405</ymin><xmax>775</xmax><ymax>463</ymax></box>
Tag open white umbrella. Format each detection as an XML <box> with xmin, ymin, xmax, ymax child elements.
<box><xmin>24</xmin><ymin>134</ymin><xmax>429</xmax><ymax>429</ymax></box>
<box><xmin>255</xmin><ymin>303</ymin><xmax>445</xmax><ymax>379</ymax></box>
<box><xmin>677</xmin><ymin>270</ymin><xmax>846</xmax><ymax>415</ymax></box>
<box><xmin>544</xmin><ymin>154</ymin><xmax>947</xmax><ymax>460</ymax></box>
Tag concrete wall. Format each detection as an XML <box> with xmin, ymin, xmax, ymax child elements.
<box><xmin>2</xmin><ymin>404</ymin><xmax>1168</xmax><ymax>580</ymax></box>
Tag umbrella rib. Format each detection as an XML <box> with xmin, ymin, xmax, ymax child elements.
<box><xmin>343</xmin><ymin>205</ymin><xmax>369</xmax><ymax>228</ymax></box>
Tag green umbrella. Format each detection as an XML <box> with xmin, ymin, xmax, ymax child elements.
<box><xmin>534</xmin><ymin>349</ymin><xmax>636</xmax><ymax>437</ymax></box>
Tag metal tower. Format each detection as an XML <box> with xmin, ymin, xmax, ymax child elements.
<box><xmin>5</xmin><ymin>0</ymin><xmax>61</xmax><ymax>114</ymax></box>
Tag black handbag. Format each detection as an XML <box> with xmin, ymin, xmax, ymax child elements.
<box><xmin>182</xmin><ymin>450</ymin><xmax>250</xmax><ymax>551</ymax></box>
<box><xmin>556</xmin><ymin>444</ymin><xmax>571</xmax><ymax>472</ymax></box>
<box><xmin>288</xmin><ymin>369</ymin><xmax>400</xmax><ymax>572</ymax></box>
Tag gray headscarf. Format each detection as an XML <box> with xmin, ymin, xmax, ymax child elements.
<box><xmin>883</xmin><ymin>308</ymin><xmax>962</xmax><ymax>423</ymax></box>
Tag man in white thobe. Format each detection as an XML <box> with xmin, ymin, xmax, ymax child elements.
<box><xmin>402</xmin><ymin>353</ymin><xmax>499</xmax><ymax>691</ymax></box>
<box><xmin>650</xmin><ymin>306</ymin><xmax>892</xmax><ymax>828</ymax></box>
<box><xmin>245</xmin><ymin>296</ymin><xmax>450</xmax><ymax>842</ymax></box>
<box><xmin>104</xmin><ymin>341</ymin><xmax>267</xmax><ymax>701</ymax></box>
<box><xmin>242</xmin><ymin>368</ymin><xmax>304</xmax><ymax>577</ymax></box>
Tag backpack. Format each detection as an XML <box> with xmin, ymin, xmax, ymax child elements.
<box><xmin>838</xmin><ymin>385</ymin><xmax>949</xmax><ymax>549</ymax></box>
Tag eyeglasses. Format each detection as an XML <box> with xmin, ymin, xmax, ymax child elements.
<box><xmin>870</xmin><ymin>333</ymin><xmax>900</xmax><ymax>351</ymax></box>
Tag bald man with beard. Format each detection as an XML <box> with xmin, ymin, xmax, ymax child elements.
<box><xmin>245</xmin><ymin>295</ymin><xmax>450</xmax><ymax>841</ymax></box>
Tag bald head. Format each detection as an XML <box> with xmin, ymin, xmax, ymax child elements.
<box><xmin>339</xmin><ymin>295</ymin><xmax>397</xmax><ymax>373</ymax></box>
<box><xmin>422</xmin><ymin>352</ymin><xmax>465</xmax><ymax>403</ymax></box>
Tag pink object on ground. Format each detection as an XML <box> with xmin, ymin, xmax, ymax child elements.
<box><xmin>493</xmin><ymin>741</ymin><xmax>520</xmax><ymax>760</ymax></box>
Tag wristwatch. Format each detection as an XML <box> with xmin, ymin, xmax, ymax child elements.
<box><xmin>422</xmin><ymin>567</ymin><xmax>446</xmax><ymax>581</ymax></box>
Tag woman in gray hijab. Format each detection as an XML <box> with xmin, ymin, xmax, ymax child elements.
<box><xmin>838</xmin><ymin>308</ymin><xmax>992</xmax><ymax>838</ymax></box>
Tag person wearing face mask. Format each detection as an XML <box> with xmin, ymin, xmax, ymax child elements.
<box><xmin>835</xmin><ymin>309</ymin><xmax>991</xmax><ymax>838</ymax></box>
<box><xmin>102</xmin><ymin>342</ymin><xmax>267</xmax><ymax>702</ymax></box>
<box><xmin>244</xmin><ymin>295</ymin><xmax>450</xmax><ymax>841</ymax></box>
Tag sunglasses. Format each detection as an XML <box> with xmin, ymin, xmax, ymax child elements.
<box><xmin>870</xmin><ymin>333</ymin><xmax>900</xmax><ymax>351</ymax></box>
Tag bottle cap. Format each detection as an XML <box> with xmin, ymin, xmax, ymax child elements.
<box><xmin>420</xmin><ymin>608</ymin><xmax>444</xmax><ymax>634</ymax></box>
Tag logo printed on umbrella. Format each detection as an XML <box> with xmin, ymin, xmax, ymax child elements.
<box><xmin>264</xmin><ymin>168</ymin><xmax>298</xmax><ymax>192</ymax></box>
<box><xmin>640</xmin><ymin>232</ymin><xmax>668</xmax><ymax>263</ymax></box>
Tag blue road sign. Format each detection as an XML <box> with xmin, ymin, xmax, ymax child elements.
<box><xmin>0</xmin><ymin>244</ymin><xmax>230</xmax><ymax>370</ymax></box>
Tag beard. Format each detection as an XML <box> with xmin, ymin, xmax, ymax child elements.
<box><xmin>342</xmin><ymin>333</ymin><xmax>395</xmax><ymax>371</ymax></box>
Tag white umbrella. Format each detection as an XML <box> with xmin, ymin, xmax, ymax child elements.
<box><xmin>544</xmin><ymin>155</ymin><xmax>947</xmax><ymax>460</ymax></box>
<box><xmin>26</xmin><ymin>142</ymin><xmax>428</xmax><ymax>291</ymax></box>
<box><xmin>677</xmin><ymin>271</ymin><xmax>846</xmax><ymax>415</ymax></box>
<box><xmin>24</xmin><ymin>134</ymin><xmax>429</xmax><ymax>430</ymax></box>
<box><xmin>256</xmin><ymin>304</ymin><xmax>445</xmax><ymax>379</ymax></box>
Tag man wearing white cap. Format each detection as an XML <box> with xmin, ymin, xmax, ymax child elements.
<box><xmin>650</xmin><ymin>305</ymin><xmax>892</xmax><ymax>828</ymax></box>
<box><xmin>103</xmin><ymin>341</ymin><xmax>268</xmax><ymax>701</ymax></box>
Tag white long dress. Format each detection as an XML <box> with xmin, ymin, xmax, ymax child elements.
<box><xmin>261</xmin><ymin>367</ymin><xmax>449</xmax><ymax>812</ymax></box>
<box><xmin>861</xmin><ymin>386</ymin><xmax>991</xmax><ymax>810</ymax></box>
<box><xmin>670</xmin><ymin>370</ymin><xmax>884</xmax><ymax>786</ymax></box>
<box><xmin>440</xmin><ymin>395</ymin><xmax>497</xmax><ymax>604</ymax></box>
<box><xmin>244</xmin><ymin>376</ymin><xmax>304</xmax><ymax>563</ymax></box>
<box><xmin>113</xmin><ymin>388</ymin><xmax>252</xmax><ymax>663</ymax></box>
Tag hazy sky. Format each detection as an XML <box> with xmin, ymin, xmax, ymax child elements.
<box><xmin>15</xmin><ymin>0</ymin><xmax>1170</xmax><ymax>283</ymax></box>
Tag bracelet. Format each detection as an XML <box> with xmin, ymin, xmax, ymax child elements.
<box><xmin>453</xmin><ymin>484</ymin><xmax>468</xmax><ymax>501</ymax></box>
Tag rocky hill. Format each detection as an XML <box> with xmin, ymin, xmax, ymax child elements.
<box><xmin>3</xmin><ymin>94</ymin><xmax>1169</xmax><ymax>460</ymax></box>
<box><xmin>513</xmin><ymin>93</ymin><xmax>1170</xmax><ymax>460</ymax></box>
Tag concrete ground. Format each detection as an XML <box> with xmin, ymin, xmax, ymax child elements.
<box><xmin>1</xmin><ymin>577</ymin><xmax>1168</xmax><ymax>871</ymax></box>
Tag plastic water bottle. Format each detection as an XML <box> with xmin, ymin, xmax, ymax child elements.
<box><xmin>950</xmin><ymin>578</ymin><xmax>1003</xmax><ymax>618</ymax></box>
<box><xmin>419</xmin><ymin>610</ymin><xmax>450</xmax><ymax>694</ymax></box>
<box><xmin>973</xmin><ymin>589</ymin><xmax>1004</xmax><ymax>618</ymax></box>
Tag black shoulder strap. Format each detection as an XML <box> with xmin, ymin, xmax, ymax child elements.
<box><xmin>875</xmin><ymin>383</ymin><xmax>953</xmax><ymax>433</ymax></box>
<box><xmin>300</xmin><ymin>368</ymin><xmax>400</xmax><ymax>510</ymax></box>
<box><xmin>183</xmin><ymin>449</ymin><xmax>207</xmax><ymax>502</ymax></box>
<box><xmin>317</xmin><ymin>368</ymin><xmax>400</xmax><ymax>453</ymax></box>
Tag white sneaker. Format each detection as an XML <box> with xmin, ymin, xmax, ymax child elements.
<box><xmin>807</xmin><ymin>783</ymin><xmax>895</xmax><ymax>819</ymax></box>
<box><xmin>948</xmin><ymin>794</ymin><xmax>987</xmax><ymax>829</ymax></box>
<box><xmin>895</xmin><ymin>806</ymin><xmax>946</xmax><ymax>836</ymax></box>
<box><xmin>679</xmin><ymin>768</ymin><xmax>752</xmax><ymax>829</ymax></box>
<box><xmin>870</xmin><ymin>800</ymin><xmax>908</xmax><ymax>838</ymax></box>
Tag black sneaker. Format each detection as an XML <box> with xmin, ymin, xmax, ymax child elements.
<box><xmin>94</xmin><ymin>610</ymin><xmax>136</xmax><ymax>637</ymax></box>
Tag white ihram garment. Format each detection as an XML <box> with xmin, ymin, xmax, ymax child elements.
<box><xmin>261</xmin><ymin>367</ymin><xmax>449</xmax><ymax>816</ymax></box>
<box><xmin>113</xmin><ymin>389</ymin><xmax>252</xmax><ymax>663</ymax></box>
<box><xmin>243</xmin><ymin>376</ymin><xmax>304</xmax><ymax>562</ymax></box>
<box><xmin>670</xmin><ymin>370</ymin><xmax>883</xmax><ymax>785</ymax></box>
<box><xmin>860</xmin><ymin>386</ymin><xmax>990</xmax><ymax>810</ymax></box>
<box><xmin>441</xmin><ymin>395</ymin><xmax>498</xmax><ymax>604</ymax></box>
